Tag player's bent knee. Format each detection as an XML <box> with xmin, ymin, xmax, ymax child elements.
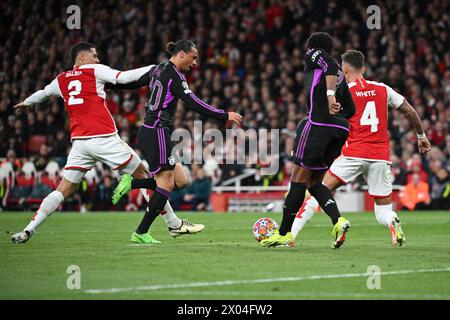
<box><xmin>158</xmin><ymin>180</ymin><xmax>175</xmax><ymax>192</ymax></box>
<box><xmin>56</xmin><ymin>178</ymin><xmax>79</xmax><ymax>199</ymax></box>
<box><xmin>291</xmin><ymin>164</ymin><xmax>311</xmax><ymax>183</ymax></box>
<box><xmin>323</xmin><ymin>172</ymin><xmax>343</xmax><ymax>192</ymax></box>
<box><xmin>131</xmin><ymin>163</ymin><xmax>148</xmax><ymax>179</ymax></box>
<box><xmin>155</xmin><ymin>171</ymin><xmax>175</xmax><ymax>191</ymax></box>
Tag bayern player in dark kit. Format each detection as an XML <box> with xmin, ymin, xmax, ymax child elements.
<box><xmin>108</xmin><ymin>40</ymin><xmax>242</xmax><ymax>243</ymax></box>
<box><xmin>261</xmin><ymin>32</ymin><xmax>356</xmax><ymax>248</ymax></box>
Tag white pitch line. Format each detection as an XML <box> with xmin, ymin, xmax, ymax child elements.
<box><xmin>128</xmin><ymin>290</ymin><xmax>450</xmax><ymax>299</ymax></box>
<box><xmin>83</xmin><ymin>267</ymin><xmax>450</xmax><ymax>294</ymax></box>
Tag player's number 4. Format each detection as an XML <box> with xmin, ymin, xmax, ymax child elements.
<box><xmin>360</xmin><ymin>101</ymin><xmax>379</xmax><ymax>132</ymax></box>
<box><xmin>68</xmin><ymin>80</ymin><xmax>84</xmax><ymax>106</ymax></box>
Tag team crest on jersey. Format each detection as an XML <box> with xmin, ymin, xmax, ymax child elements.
<box><xmin>168</xmin><ymin>156</ymin><xmax>176</xmax><ymax>166</ymax></box>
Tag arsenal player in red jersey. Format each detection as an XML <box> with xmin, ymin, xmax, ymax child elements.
<box><xmin>291</xmin><ymin>50</ymin><xmax>431</xmax><ymax>246</ymax></box>
<box><xmin>11</xmin><ymin>42</ymin><xmax>203</xmax><ymax>243</ymax></box>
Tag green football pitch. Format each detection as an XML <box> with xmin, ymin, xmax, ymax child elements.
<box><xmin>1</xmin><ymin>210</ymin><xmax>449</xmax><ymax>300</ymax></box>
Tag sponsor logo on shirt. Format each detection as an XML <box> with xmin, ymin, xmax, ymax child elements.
<box><xmin>182</xmin><ymin>81</ymin><xmax>192</xmax><ymax>94</ymax></box>
<box><xmin>311</xmin><ymin>50</ymin><xmax>321</xmax><ymax>62</ymax></box>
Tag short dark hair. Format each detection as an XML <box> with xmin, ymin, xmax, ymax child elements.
<box><xmin>306</xmin><ymin>32</ymin><xmax>333</xmax><ymax>54</ymax></box>
<box><xmin>71</xmin><ymin>42</ymin><xmax>95</xmax><ymax>63</ymax></box>
<box><xmin>341</xmin><ymin>50</ymin><xmax>365</xmax><ymax>69</ymax></box>
<box><xmin>166</xmin><ymin>40</ymin><xmax>196</xmax><ymax>56</ymax></box>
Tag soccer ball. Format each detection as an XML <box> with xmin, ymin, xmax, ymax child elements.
<box><xmin>252</xmin><ymin>217</ymin><xmax>278</xmax><ymax>242</ymax></box>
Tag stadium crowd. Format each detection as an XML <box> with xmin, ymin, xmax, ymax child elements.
<box><xmin>0</xmin><ymin>0</ymin><xmax>449</xmax><ymax>211</ymax></box>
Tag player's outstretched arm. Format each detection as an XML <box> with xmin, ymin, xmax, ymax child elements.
<box><xmin>105</xmin><ymin>70</ymin><xmax>151</xmax><ymax>90</ymax></box>
<box><xmin>171</xmin><ymin>74</ymin><xmax>242</xmax><ymax>126</ymax></box>
<box><xmin>398</xmin><ymin>100</ymin><xmax>431</xmax><ymax>154</ymax></box>
<box><xmin>14</xmin><ymin>78</ymin><xmax>61</xmax><ymax>110</ymax></box>
<box><xmin>98</xmin><ymin>64</ymin><xmax>154</xmax><ymax>90</ymax></box>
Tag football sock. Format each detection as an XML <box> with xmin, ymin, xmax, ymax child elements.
<box><xmin>140</xmin><ymin>189</ymin><xmax>150</xmax><ymax>202</ymax></box>
<box><xmin>25</xmin><ymin>191</ymin><xmax>64</xmax><ymax>234</ymax></box>
<box><xmin>138</xmin><ymin>189</ymin><xmax>182</xmax><ymax>229</ymax></box>
<box><xmin>291</xmin><ymin>195</ymin><xmax>319</xmax><ymax>239</ymax></box>
<box><xmin>132</xmin><ymin>178</ymin><xmax>183</xmax><ymax>191</ymax></box>
<box><xmin>308</xmin><ymin>183</ymin><xmax>340</xmax><ymax>225</ymax></box>
<box><xmin>131</xmin><ymin>178</ymin><xmax>156</xmax><ymax>190</ymax></box>
<box><xmin>135</xmin><ymin>187</ymin><xmax>169</xmax><ymax>234</ymax></box>
<box><xmin>374</xmin><ymin>203</ymin><xmax>398</xmax><ymax>227</ymax></box>
<box><xmin>160</xmin><ymin>202</ymin><xmax>182</xmax><ymax>229</ymax></box>
<box><xmin>279</xmin><ymin>182</ymin><xmax>306</xmax><ymax>235</ymax></box>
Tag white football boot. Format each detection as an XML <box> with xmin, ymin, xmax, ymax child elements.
<box><xmin>168</xmin><ymin>220</ymin><xmax>205</xmax><ymax>238</ymax></box>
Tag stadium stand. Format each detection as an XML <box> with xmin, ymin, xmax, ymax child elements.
<box><xmin>0</xmin><ymin>0</ymin><xmax>448</xmax><ymax>211</ymax></box>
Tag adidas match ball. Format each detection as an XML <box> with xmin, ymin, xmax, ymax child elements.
<box><xmin>252</xmin><ymin>217</ymin><xmax>278</xmax><ymax>242</ymax></box>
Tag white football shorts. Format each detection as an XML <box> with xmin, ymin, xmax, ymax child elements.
<box><xmin>329</xmin><ymin>156</ymin><xmax>393</xmax><ymax>198</ymax></box>
<box><xmin>64</xmin><ymin>134</ymin><xmax>141</xmax><ymax>183</ymax></box>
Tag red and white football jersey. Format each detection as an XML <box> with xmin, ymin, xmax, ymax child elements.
<box><xmin>24</xmin><ymin>63</ymin><xmax>152</xmax><ymax>141</ymax></box>
<box><xmin>341</xmin><ymin>78</ymin><xmax>405</xmax><ymax>162</ymax></box>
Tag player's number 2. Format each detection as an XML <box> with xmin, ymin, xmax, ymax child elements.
<box><xmin>68</xmin><ymin>80</ymin><xmax>84</xmax><ymax>106</ymax></box>
<box><xmin>360</xmin><ymin>101</ymin><xmax>379</xmax><ymax>132</ymax></box>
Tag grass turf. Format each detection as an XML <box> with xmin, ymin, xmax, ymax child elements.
<box><xmin>0</xmin><ymin>210</ymin><xmax>449</xmax><ymax>300</ymax></box>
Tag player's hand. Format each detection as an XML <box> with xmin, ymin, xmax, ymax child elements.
<box><xmin>329</xmin><ymin>102</ymin><xmax>341</xmax><ymax>115</ymax></box>
<box><xmin>13</xmin><ymin>102</ymin><xmax>30</xmax><ymax>111</ymax></box>
<box><xmin>418</xmin><ymin>137</ymin><xmax>431</xmax><ymax>154</ymax></box>
<box><xmin>327</xmin><ymin>96</ymin><xmax>341</xmax><ymax>115</ymax></box>
<box><xmin>227</xmin><ymin>112</ymin><xmax>243</xmax><ymax>127</ymax></box>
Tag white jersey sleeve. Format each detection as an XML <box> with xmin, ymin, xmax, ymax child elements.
<box><xmin>91</xmin><ymin>64</ymin><xmax>121</xmax><ymax>85</ymax></box>
<box><xmin>386</xmin><ymin>85</ymin><xmax>405</xmax><ymax>109</ymax></box>
<box><xmin>91</xmin><ymin>63</ymin><xmax>154</xmax><ymax>85</ymax></box>
<box><xmin>23</xmin><ymin>78</ymin><xmax>62</xmax><ymax>106</ymax></box>
<box><xmin>116</xmin><ymin>65</ymin><xmax>154</xmax><ymax>84</ymax></box>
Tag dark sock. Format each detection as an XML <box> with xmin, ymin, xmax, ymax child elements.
<box><xmin>308</xmin><ymin>183</ymin><xmax>340</xmax><ymax>225</ymax></box>
<box><xmin>279</xmin><ymin>182</ymin><xmax>306</xmax><ymax>235</ymax></box>
<box><xmin>131</xmin><ymin>179</ymin><xmax>185</xmax><ymax>191</ymax></box>
<box><xmin>131</xmin><ymin>178</ymin><xmax>157</xmax><ymax>190</ymax></box>
<box><xmin>135</xmin><ymin>188</ymin><xmax>169</xmax><ymax>234</ymax></box>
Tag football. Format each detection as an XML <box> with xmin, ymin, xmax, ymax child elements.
<box><xmin>252</xmin><ymin>217</ymin><xmax>279</xmax><ymax>242</ymax></box>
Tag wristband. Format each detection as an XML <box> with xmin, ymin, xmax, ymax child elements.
<box><xmin>326</xmin><ymin>90</ymin><xmax>336</xmax><ymax>96</ymax></box>
<box><xmin>416</xmin><ymin>133</ymin><xmax>426</xmax><ymax>139</ymax></box>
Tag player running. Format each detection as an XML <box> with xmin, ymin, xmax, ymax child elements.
<box><xmin>291</xmin><ymin>50</ymin><xmax>431</xmax><ymax>246</ymax></box>
<box><xmin>10</xmin><ymin>42</ymin><xmax>203</xmax><ymax>243</ymax></box>
<box><xmin>106</xmin><ymin>40</ymin><xmax>242</xmax><ymax>244</ymax></box>
<box><xmin>261</xmin><ymin>32</ymin><xmax>356</xmax><ymax>248</ymax></box>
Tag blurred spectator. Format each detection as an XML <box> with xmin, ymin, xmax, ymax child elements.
<box><xmin>406</xmin><ymin>156</ymin><xmax>429</xmax><ymax>184</ymax></box>
<box><xmin>183</xmin><ymin>168</ymin><xmax>212</xmax><ymax>211</ymax></box>
<box><xmin>33</xmin><ymin>144</ymin><xmax>50</xmax><ymax>171</ymax></box>
<box><xmin>391</xmin><ymin>154</ymin><xmax>407</xmax><ymax>185</ymax></box>
<box><xmin>53</xmin><ymin>130</ymin><xmax>69</xmax><ymax>158</ymax></box>
<box><xmin>429</xmin><ymin>168</ymin><xmax>450</xmax><ymax>210</ymax></box>
<box><xmin>93</xmin><ymin>175</ymin><xmax>115</xmax><ymax>211</ymax></box>
<box><xmin>400</xmin><ymin>173</ymin><xmax>431</xmax><ymax>211</ymax></box>
<box><xmin>3</xmin><ymin>149</ymin><xmax>22</xmax><ymax>171</ymax></box>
